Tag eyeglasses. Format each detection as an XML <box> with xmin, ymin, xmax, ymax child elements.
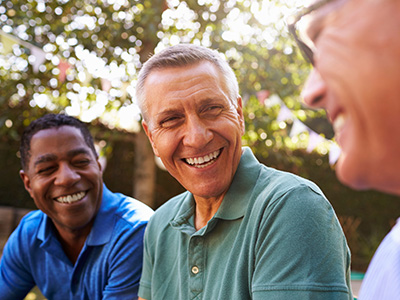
<box><xmin>287</xmin><ymin>0</ymin><xmax>335</xmax><ymax>66</ymax></box>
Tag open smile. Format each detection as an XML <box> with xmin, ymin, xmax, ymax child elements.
<box><xmin>54</xmin><ymin>191</ymin><xmax>87</xmax><ymax>204</ymax></box>
<box><xmin>332</xmin><ymin>112</ymin><xmax>346</xmax><ymax>134</ymax></box>
<box><xmin>184</xmin><ymin>149</ymin><xmax>221</xmax><ymax>169</ymax></box>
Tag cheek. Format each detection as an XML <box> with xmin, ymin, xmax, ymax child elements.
<box><xmin>29</xmin><ymin>179</ymin><xmax>49</xmax><ymax>195</ymax></box>
<box><xmin>152</xmin><ymin>132</ymin><xmax>179</xmax><ymax>159</ymax></box>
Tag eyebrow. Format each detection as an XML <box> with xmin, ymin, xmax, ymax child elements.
<box><xmin>155</xmin><ymin>108</ymin><xmax>181</xmax><ymax>119</ymax></box>
<box><xmin>33</xmin><ymin>148</ymin><xmax>92</xmax><ymax>168</ymax></box>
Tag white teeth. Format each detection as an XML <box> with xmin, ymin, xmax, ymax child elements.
<box><xmin>56</xmin><ymin>191</ymin><xmax>86</xmax><ymax>204</ymax></box>
<box><xmin>333</xmin><ymin>113</ymin><xmax>346</xmax><ymax>133</ymax></box>
<box><xmin>185</xmin><ymin>150</ymin><xmax>220</xmax><ymax>168</ymax></box>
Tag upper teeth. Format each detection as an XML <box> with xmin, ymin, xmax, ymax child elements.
<box><xmin>185</xmin><ymin>150</ymin><xmax>220</xmax><ymax>167</ymax></box>
<box><xmin>333</xmin><ymin>113</ymin><xmax>346</xmax><ymax>133</ymax></box>
<box><xmin>56</xmin><ymin>191</ymin><xmax>86</xmax><ymax>204</ymax></box>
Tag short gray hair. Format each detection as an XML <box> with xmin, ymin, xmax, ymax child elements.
<box><xmin>136</xmin><ymin>44</ymin><xmax>239</xmax><ymax>121</ymax></box>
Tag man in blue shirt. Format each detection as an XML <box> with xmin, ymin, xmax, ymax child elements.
<box><xmin>0</xmin><ymin>113</ymin><xmax>153</xmax><ymax>299</ymax></box>
<box><xmin>288</xmin><ymin>0</ymin><xmax>400</xmax><ymax>298</ymax></box>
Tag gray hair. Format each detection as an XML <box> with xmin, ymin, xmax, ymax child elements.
<box><xmin>136</xmin><ymin>44</ymin><xmax>240</xmax><ymax>121</ymax></box>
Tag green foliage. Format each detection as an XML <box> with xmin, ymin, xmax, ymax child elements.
<box><xmin>1</xmin><ymin>0</ymin><xmax>325</xmax><ymax>190</ymax></box>
<box><xmin>0</xmin><ymin>0</ymin><xmax>311</xmax><ymax>134</ymax></box>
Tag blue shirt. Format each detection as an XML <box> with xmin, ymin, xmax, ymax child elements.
<box><xmin>139</xmin><ymin>147</ymin><xmax>352</xmax><ymax>299</ymax></box>
<box><xmin>359</xmin><ymin>218</ymin><xmax>400</xmax><ymax>299</ymax></box>
<box><xmin>0</xmin><ymin>184</ymin><xmax>154</xmax><ymax>300</ymax></box>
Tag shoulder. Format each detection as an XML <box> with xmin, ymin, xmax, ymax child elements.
<box><xmin>2</xmin><ymin>210</ymin><xmax>43</xmax><ymax>260</ymax></box>
<box><xmin>260</xmin><ymin>165</ymin><xmax>323</xmax><ymax>194</ymax></box>
<box><xmin>116</xmin><ymin>195</ymin><xmax>154</xmax><ymax>225</ymax></box>
<box><xmin>256</xmin><ymin>166</ymin><xmax>327</xmax><ymax>203</ymax></box>
<box><xmin>246</xmin><ymin>166</ymin><xmax>334</xmax><ymax>224</ymax></box>
<box><xmin>12</xmin><ymin>210</ymin><xmax>43</xmax><ymax>237</ymax></box>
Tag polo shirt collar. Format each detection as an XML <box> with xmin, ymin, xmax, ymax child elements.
<box><xmin>214</xmin><ymin>147</ymin><xmax>261</xmax><ymax>220</ymax></box>
<box><xmin>86</xmin><ymin>184</ymin><xmax>116</xmax><ymax>246</ymax></box>
<box><xmin>170</xmin><ymin>192</ymin><xmax>196</xmax><ymax>235</ymax></box>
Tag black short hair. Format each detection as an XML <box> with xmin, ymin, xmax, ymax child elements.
<box><xmin>20</xmin><ymin>114</ymin><xmax>97</xmax><ymax>170</ymax></box>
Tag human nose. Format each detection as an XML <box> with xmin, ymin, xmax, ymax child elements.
<box><xmin>301</xmin><ymin>68</ymin><xmax>327</xmax><ymax>108</ymax></box>
<box><xmin>54</xmin><ymin>163</ymin><xmax>80</xmax><ymax>186</ymax></box>
<box><xmin>182</xmin><ymin>115</ymin><xmax>213</xmax><ymax>148</ymax></box>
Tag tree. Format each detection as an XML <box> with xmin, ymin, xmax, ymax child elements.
<box><xmin>1</xmin><ymin>0</ymin><xmax>315</xmax><ymax>207</ymax></box>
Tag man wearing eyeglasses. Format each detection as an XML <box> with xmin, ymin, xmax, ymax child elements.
<box><xmin>289</xmin><ymin>0</ymin><xmax>400</xmax><ymax>299</ymax></box>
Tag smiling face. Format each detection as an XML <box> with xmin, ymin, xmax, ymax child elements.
<box><xmin>301</xmin><ymin>0</ymin><xmax>400</xmax><ymax>195</ymax></box>
<box><xmin>20</xmin><ymin>126</ymin><xmax>103</xmax><ymax>236</ymax></box>
<box><xmin>142</xmin><ymin>61</ymin><xmax>245</xmax><ymax>202</ymax></box>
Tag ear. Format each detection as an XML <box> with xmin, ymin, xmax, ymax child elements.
<box><xmin>20</xmin><ymin>170</ymin><xmax>34</xmax><ymax>198</ymax></box>
<box><xmin>142</xmin><ymin>120</ymin><xmax>160</xmax><ymax>157</ymax></box>
<box><xmin>97</xmin><ymin>158</ymin><xmax>103</xmax><ymax>173</ymax></box>
<box><xmin>236</xmin><ymin>96</ymin><xmax>245</xmax><ymax>135</ymax></box>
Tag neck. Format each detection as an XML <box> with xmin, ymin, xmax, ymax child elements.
<box><xmin>54</xmin><ymin>222</ymin><xmax>93</xmax><ymax>264</ymax></box>
<box><xmin>193</xmin><ymin>195</ymin><xmax>224</xmax><ymax>230</ymax></box>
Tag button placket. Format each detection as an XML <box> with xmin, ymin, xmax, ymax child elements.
<box><xmin>188</xmin><ymin>235</ymin><xmax>204</xmax><ymax>296</ymax></box>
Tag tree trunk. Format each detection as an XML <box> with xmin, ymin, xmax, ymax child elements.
<box><xmin>133</xmin><ymin>0</ymin><xmax>166</xmax><ymax>209</ymax></box>
<box><xmin>133</xmin><ymin>129</ymin><xmax>156</xmax><ymax>208</ymax></box>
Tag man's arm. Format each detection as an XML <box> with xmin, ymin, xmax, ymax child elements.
<box><xmin>0</xmin><ymin>226</ymin><xmax>35</xmax><ymax>300</ymax></box>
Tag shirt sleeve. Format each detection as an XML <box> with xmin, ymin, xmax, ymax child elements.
<box><xmin>0</xmin><ymin>223</ymin><xmax>35</xmax><ymax>300</ymax></box>
<box><xmin>358</xmin><ymin>220</ymin><xmax>400</xmax><ymax>300</ymax></box>
<box><xmin>102</xmin><ymin>221</ymin><xmax>147</xmax><ymax>300</ymax></box>
<box><xmin>251</xmin><ymin>184</ymin><xmax>352</xmax><ymax>300</ymax></box>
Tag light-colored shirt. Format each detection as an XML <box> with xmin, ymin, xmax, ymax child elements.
<box><xmin>359</xmin><ymin>218</ymin><xmax>400</xmax><ymax>299</ymax></box>
<box><xmin>139</xmin><ymin>147</ymin><xmax>352</xmax><ymax>299</ymax></box>
<box><xmin>0</xmin><ymin>185</ymin><xmax>154</xmax><ymax>300</ymax></box>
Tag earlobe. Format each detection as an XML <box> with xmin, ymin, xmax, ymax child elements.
<box><xmin>142</xmin><ymin>120</ymin><xmax>160</xmax><ymax>157</ymax></box>
<box><xmin>19</xmin><ymin>170</ymin><xmax>33</xmax><ymax>197</ymax></box>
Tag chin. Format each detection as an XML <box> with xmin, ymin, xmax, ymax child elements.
<box><xmin>335</xmin><ymin>156</ymin><xmax>370</xmax><ymax>191</ymax></box>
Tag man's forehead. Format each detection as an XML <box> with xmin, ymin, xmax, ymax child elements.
<box><xmin>147</xmin><ymin>61</ymin><xmax>219</xmax><ymax>81</ymax></box>
<box><xmin>29</xmin><ymin>126</ymin><xmax>87</xmax><ymax>153</ymax></box>
<box><xmin>32</xmin><ymin>147</ymin><xmax>91</xmax><ymax>165</ymax></box>
<box><xmin>31</xmin><ymin>125</ymin><xmax>83</xmax><ymax>140</ymax></box>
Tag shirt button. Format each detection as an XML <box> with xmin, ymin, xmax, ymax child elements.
<box><xmin>191</xmin><ymin>266</ymin><xmax>199</xmax><ymax>274</ymax></box>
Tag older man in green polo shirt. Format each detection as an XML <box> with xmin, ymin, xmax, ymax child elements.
<box><xmin>136</xmin><ymin>44</ymin><xmax>352</xmax><ymax>300</ymax></box>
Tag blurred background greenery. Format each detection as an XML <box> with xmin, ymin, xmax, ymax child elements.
<box><xmin>1</xmin><ymin>0</ymin><xmax>399</xmax><ymax>286</ymax></box>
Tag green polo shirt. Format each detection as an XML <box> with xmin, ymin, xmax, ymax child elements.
<box><xmin>139</xmin><ymin>147</ymin><xmax>352</xmax><ymax>299</ymax></box>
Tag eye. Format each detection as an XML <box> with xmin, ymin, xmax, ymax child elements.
<box><xmin>37</xmin><ymin>166</ymin><xmax>56</xmax><ymax>175</ymax></box>
<box><xmin>159</xmin><ymin>115</ymin><xmax>183</xmax><ymax>128</ymax></box>
<box><xmin>74</xmin><ymin>159</ymin><xmax>90</xmax><ymax>166</ymax></box>
<box><xmin>72</xmin><ymin>157</ymin><xmax>91</xmax><ymax>167</ymax></box>
<box><xmin>71</xmin><ymin>153</ymin><xmax>92</xmax><ymax>167</ymax></box>
<box><xmin>201</xmin><ymin>105</ymin><xmax>223</xmax><ymax>117</ymax></box>
<box><xmin>306</xmin><ymin>21</ymin><xmax>323</xmax><ymax>44</ymax></box>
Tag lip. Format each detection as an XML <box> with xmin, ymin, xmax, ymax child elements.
<box><xmin>182</xmin><ymin>148</ymin><xmax>223</xmax><ymax>168</ymax></box>
<box><xmin>53</xmin><ymin>190</ymin><xmax>88</xmax><ymax>204</ymax></box>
